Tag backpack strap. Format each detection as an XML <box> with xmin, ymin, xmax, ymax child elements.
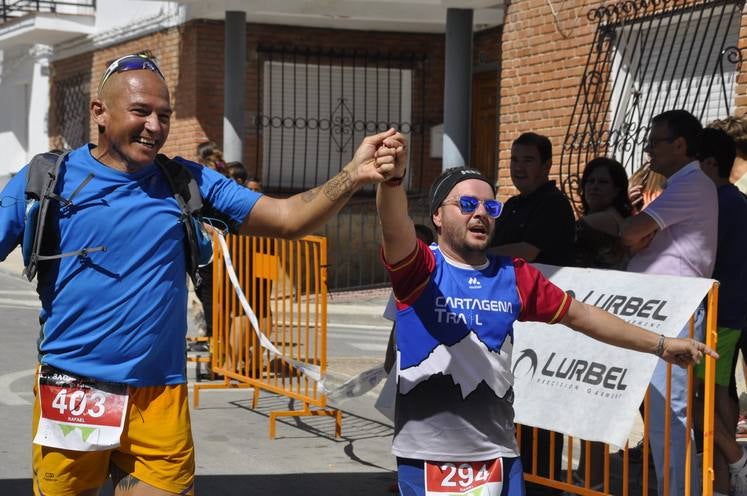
<box><xmin>155</xmin><ymin>154</ymin><xmax>203</xmax><ymax>214</ymax></box>
<box><xmin>23</xmin><ymin>152</ymin><xmax>205</xmax><ymax>284</ymax></box>
<box><xmin>155</xmin><ymin>154</ymin><xmax>205</xmax><ymax>285</ymax></box>
<box><xmin>23</xmin><ymin>151</ymin><xmax>106</xmax><ymax>281</ymax></box>
<box><xmin>25</xmin><ymin>152</ymin><xmax>61</xmax><ymax>201</ymax></box>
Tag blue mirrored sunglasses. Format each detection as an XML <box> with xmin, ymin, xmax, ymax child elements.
<box><xmin>98</xmin><ymin>52</ymin><xmax>165</xmax><ymax>93</ymax></box>
<box><xmin>443</xmin><ymin>195</ymin><xmax>503</xmax><ymax>218</ymax></box>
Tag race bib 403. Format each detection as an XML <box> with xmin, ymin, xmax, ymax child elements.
<box><xmin>33</xmin><ymin>366</ymin><xmax>128</xmax><ymax>451</ymax></box>
<box><xmin>425</xmin><ymin>458</ymin><xmax>503</xmax><ymax>496</ymax></box>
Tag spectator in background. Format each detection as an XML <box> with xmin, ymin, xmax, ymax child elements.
<box><xmin>222</xmin><ymin>159</ymin><xmax>263</xmax><ymax>192</ymax></box>
<box><xmin>225</xmin><ymin>161</ymin><xmax>248</xmax><ymax>186</ymax></box>
<box><xmin>574</xmin><ymin>157</ymin><xmax>633</xmax><ymax>270</ymax></box>
<box><xmin>696</xmin><ymin>126</ymin><xmax>747</xmax><ymax>496</ymax></box>
<box><xmin>620</xmin><ymin>109</ymin><xmax>717</xmax><ymax>496</ymax></box>
<box><xmin>246</xmin><ymin>177</ymin><xmax>263</xmax><ymax>193</ymax></box>
<box><xmin>489</xmin><ymin>132</ymin><xmax>575</xmax><ymax>496</ymax></box>
<box><xmin>628</xmin><ymin>164</ymin><xmax>666</xmax><ymax>215</ymax></box>
<box><xmin>193</xmin><ymin>162</ymin><xmax>255</xmax><ymax>354</ymax></box>
<box><xmin>709</xmin><ymin>115</ymin><xmax>747</xmax><ymax>194</ymax></box>
<box><xmin>709</xmin><ymin>115</ymin><xmax>747</xmax><ymax>443</ymax></box>
<box><xmin>490</xmin><ymin>132</ymin><xmax>575</xmax><ymax>265</ymax></box>
<box><xmin>196</xmin><ymin>140</ymin><xmax>227</xmax><ymax>176</ymax></box>
<box><xmin>192</xmin><ymin>155</ymin><xmax>237</xmax><ymax>354</ymax></box>
<box><xmin>572</xmin><ymin>157</ymin><xmax>634</xmax><ymax>489</ymax></box>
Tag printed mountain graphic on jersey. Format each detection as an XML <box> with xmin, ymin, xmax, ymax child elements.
<box><xmin>398</xmin><ymin>293</ymin><xmax>516</xmax><ymax>371</ymax></box>
<box><xmin>399</xmin><ymin>330</ymin><xmax>513</xmax><ymax>399</ymax></box>
<box><xmin>59</xmin><ymin>424</ymin><xmax>98</xmax><ymax>442</ymax></box>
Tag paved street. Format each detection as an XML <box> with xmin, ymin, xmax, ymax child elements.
<box><xmin>0</xmin><ymin>259</ymin><xmax>397</xmax><ymax>495</ymax></box>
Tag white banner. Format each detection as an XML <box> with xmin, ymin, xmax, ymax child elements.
<box><xmin>511</xmin><ymin>264</ymin><xmax>715</xmax><ymax>448</ymax></box>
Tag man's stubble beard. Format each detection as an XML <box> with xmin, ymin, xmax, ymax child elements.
<box><xmin>441</xmin><ymin>223</ymin><xmax>491</xmax><ymax>260</ymax></box>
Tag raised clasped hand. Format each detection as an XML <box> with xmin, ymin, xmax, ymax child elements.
<box><xmin>349</xmin><ymin>128</ymin><xmax>408</xmax><ymax>184</ymax></box>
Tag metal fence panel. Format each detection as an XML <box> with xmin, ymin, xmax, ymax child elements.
<box><xmin>193</xmin><ymin>233</ymin><xmax>343</xmax><ymax>439</ymax></box>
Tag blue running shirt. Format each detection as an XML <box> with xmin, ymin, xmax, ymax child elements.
<box><xmin>0</xmin><ymin>145</ymin><xmax>260</xmax><ymax>386</ymax></box>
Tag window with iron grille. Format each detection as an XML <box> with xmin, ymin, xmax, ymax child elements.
<box><xmin>608</xmin><ymin>2</ymin><xmax>741</xmax><ymax>171</ymax></box>
<box><xmin>254</xmin><ymin>47</ymin><xmax>428</xmax><ymax>290</ymax></box>
<box><xmin>54</xmin><ymin>72</ymin><xmax>90</xmax><ymax>149</ymax></box>
<box><xmin>257</xmin><ymin>48</ymin><xmax>423</xmax><ymax>194</ymax></box>
<box><xmin>560</xmin><ymin>0</ymin><xmax>744</xmax><ymax>207</ymax></box>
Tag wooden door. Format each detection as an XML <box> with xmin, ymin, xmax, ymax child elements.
<box><xmin>471</xmin><ymin>70</ymin><xmax>498</xmax><ymax>184</ymax></box>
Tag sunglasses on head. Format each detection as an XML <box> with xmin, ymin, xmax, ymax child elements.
<box><xmin>443</xmin><ymin>195</ymin><xmax>503</xmax><ymax>218</ymax></box>
<box><xmin>98</xmin><ymin>51</ymin><xmax>165</xmax><ymax>94</ymax></box>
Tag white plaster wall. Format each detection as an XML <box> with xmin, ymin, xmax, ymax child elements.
<box><xmin>0</xmin><ymin>82</ymin><xmax>29</xmax><ymax>175</ymax></box>
<box><xmin>0</xmin><ymin>45</ymin><xmax>51</xmax><ymax>175</ymax></box>
<box><xmin>94</xmin><ymin>0</ymin><xmax>177</xmax><ymax>31</ymax></box>
<box><xmin>27</xmin><ymin>49</ymin><xmax>51</xmax><ymax>162</ymax></box>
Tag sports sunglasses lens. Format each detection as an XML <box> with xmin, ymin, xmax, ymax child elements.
<box><xmin>485</xmin><ymin>200</ymin><xmax>503</xmax><ymax>217</ymax></box>
<box><xmin>121</xmin><ymin>58</ymin><xmax>162</xmax><ymax>76</ymax></box>
<box><xmin>458</xmin><ymin>196</ymin><xmax>479</xmax><ymax>213</ymax></box>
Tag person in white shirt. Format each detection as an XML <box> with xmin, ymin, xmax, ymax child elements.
<box><xmin>621</xmin><ymin>109</ymin><xmax>718</xmax><ymax>496</ymax></box>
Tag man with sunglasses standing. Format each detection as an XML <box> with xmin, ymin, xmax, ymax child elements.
<box><xmin>372</xmin><ymin>158</ymin><xmax>716</xmax><ymax>496</ymax></box>
<box><xmin>489</xmin><ymin>132</ymin><xmax>575</xmax><ymax>495</ymax></box>
<box><xmin>0</xmin><ymin>52</ymin><xmax>406</xmax><ymax>496</ymax></box>
<box><xmin>620</xmin><ymin>109</ymin><xmax>718</xmax><ymax>496</ymax></box>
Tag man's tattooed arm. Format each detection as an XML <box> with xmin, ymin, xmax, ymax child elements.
<box><xmin>300</xmin><ymin>170</ymin><xmax>354</xmax><ymax>204</ymax></box>
<box><xmin>300</xmin><ymin>186</ymin><xmax>320</xmax><ymax>203</ymax></box>
<box><xmin>322</xmin><ymin>170</ymin><xmax>354</xmax><ymax>202</ymax></box>
<box><xmin>240</xmin><ymin>129</ymin><xmax>406</xmax><ymax>237</ymax></box>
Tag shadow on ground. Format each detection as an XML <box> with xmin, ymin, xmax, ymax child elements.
<box><xmin>0</xmin><ymin>472</ymin><xmax>396</xmax><ymax>496</ymax></box>
<box><xmin>231</xmin><ymin>394</ymin><xmax>394</xmax><ymax>438</ymax></box>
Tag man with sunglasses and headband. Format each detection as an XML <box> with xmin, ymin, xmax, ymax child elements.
<box><xmin>372</xmin><ymin>155</ymin><xmax>717</xmax><ymax>495</ymax></box>
<box><xmin>0</xmin><ymin>51</ymin><xmax>406</xmax><ymax>496</ymax></box>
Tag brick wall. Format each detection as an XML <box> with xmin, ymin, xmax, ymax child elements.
<box><xmin>497</xmin><ymin>0</ymin><xmax>601</xmax><ymax>200</ymax></box>
<box><xmin>497</xmin><ymin>0</ymin><xmax>747</xmax><ymax>201</ymax></box>
<box><xmin>48</xmin><ymin>19</ymin><xmax>511</xmax><ymax>197</ymax></box>
<box><xmin>51</xmin><ymin>21</ymin><xmax>447</xmax><ymax>193</ymax></box>
<box><xmin>735</xmin><ymin>3</ymin><xmax>747</xmax><ymax>115</ymax></box>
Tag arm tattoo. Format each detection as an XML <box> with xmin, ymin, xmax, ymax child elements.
<box><xmin>300</xmin><ymin>187</ymin><xmax>320</xmax><ymax>203</ymax></box>
<box><xmin>322</xmin><ymin>170</ymin><xmax>354</xmax><ymax>202</ymax></box>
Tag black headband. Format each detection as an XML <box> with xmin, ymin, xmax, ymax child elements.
<box><xmin>429</xmin><ymin>167</ymin><xmax>493</xmax><ymax>216</ymax></box>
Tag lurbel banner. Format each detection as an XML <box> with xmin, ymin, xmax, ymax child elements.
<box><xmin>511</xmin><ymin>264</ymin><xmax>715</xmax><ymax>448</ymax></box>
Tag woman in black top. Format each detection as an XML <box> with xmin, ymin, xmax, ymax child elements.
<box><xmin>574</xmin><ymin>157</ymin><xmax>633</xmax><ymax>270</ymax></box>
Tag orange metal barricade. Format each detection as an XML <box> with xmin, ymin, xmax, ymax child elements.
<box><xmin>192</xmin><ymin>233</ymin><xmax>342</xmax><ymax>439</ymax></box>
<box><xmin>518</xmin><ymin>282</ymin><xmax>719</xmax><ymax>495</ymax></box>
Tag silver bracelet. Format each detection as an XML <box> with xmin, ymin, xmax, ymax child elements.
<box><xmin>655</xmin><ymin>334</ymin><xmax>666</xmax><ymax>357</ymax></box>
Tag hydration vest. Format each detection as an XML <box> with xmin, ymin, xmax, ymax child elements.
<box><xmin>22</xmin><ymin>151</ymin><xmax>212</xmax><ymax>285</ymax></box>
